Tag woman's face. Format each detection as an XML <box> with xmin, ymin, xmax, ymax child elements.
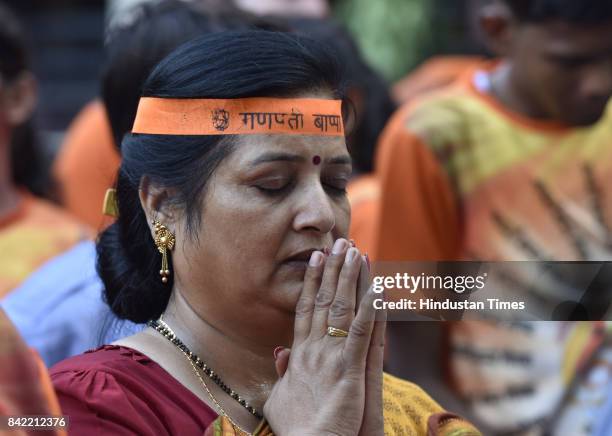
<box><xmin>172</xmin><ymin>132</ymin><xmax>351</xmax><ymax>344</ymax></box>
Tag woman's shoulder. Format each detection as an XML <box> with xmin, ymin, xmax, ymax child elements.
<box><xmin>52</xmin><ymin>343</ymin><xmax>145</xmax><ymax>366</ymax></box>
<box><xmin>382</xmin><ymin>372</ymin><xmax>481</xmax><ymax>436</ymax></box>
<box><xmin>50</xmin><ymin>345</ymin><xmax>218</xmax><ymax>435</ymax></box>
<box><xmin>50</xmin><ymin>344</ymin><xmax>169</xmax><ymax>408</ymax></box>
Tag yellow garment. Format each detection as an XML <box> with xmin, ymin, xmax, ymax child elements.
<box><xmin>208</xmin><ymin>373</ymin><xmax>481</xmax><ymax>436</ymax></box>
<box><xmin>382</xmin><ymin>373</ymin><xmax>480</xmax><ymax>435</ymax></box>
<box><xmin>0</xmin><ymin>193</ymin><xmax>89</xmax><ymax>298</ymax></box>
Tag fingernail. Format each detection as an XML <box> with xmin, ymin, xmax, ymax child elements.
<box><xmin>332</xmin><ymin>239</ymin><xmax>349</xmax><ymax>255</ymax></box>
<box><xmin>273</xmin><ymin>346</ymin><xmax>284</xmax><ymax>360</ymax></box>
<box><xmin>345</xmin><ymin>247</ymin><xmax>358</xmax><ymax>264</ymax></box>
<box><xmin>309</xmin><ymin>251</ymin><xmax>323</xmax><ymax>266</ymax></box>
<box><xmin>364</xmin><ymin>253</ymin><xmax>371</xmax><ymax>271</ymax></box>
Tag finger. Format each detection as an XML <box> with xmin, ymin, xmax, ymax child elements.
<box><xmin>310</xmin><ymin>239</ymin><xmax>351</xmax><ymax>338</ymax></box>
<box><xmin>274</xmin><ymin>348</ymin><xmax>291</xmax><ymax>378</ymax></box>
<box><xmin>359</xmin><ymin>320</ymin><xmax>386</xmax><ymax>436</ymax></box>
<box><xmin>359</xmin><ymin>314</ymin><xmax>386</xmax><ymax>436</ymax></box>
<box><xmin>326</xmin><ymin>247</ymin><xmax>361</xmax><ymax>333</ymax></box>
<box><xmin>356</xmin><ymin>255</ymin><xmax>370</xmax><ymax>313</ymax></box>
<box><xmin>293</xmin><ymin>251</ymin><xmax>325</xmax><ymax>345</ymax></box>
<box><xmin>343</xmin><ymin>287</ymin><xmax>378</xmax><ymax>364</ymax></box>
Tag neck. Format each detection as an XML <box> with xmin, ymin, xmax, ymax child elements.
<box><xmin>0</xmin><ymin>138</ymin><xmax>21</xmax><ymax>220</ymax></box>
<box><xmin>488</xmin><ymin>61</ymin><xmax>552</xmax><ymax>121</ymax></box>
<box><xmin>161</xmin><ymin>290</ymin><xmax>279</xmax><ymax>413</ymax></box>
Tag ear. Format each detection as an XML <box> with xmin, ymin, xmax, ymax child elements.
<box><xmin>479</xmin><ymin>1</ymin><xmax>516</xmax><ymax>57</ymax></box>
<box><xmin>139</xmin><ymin>176</ymin><xmax>179</xmax><ymax>235</ymax></box>
<box><xmin>1</xmin><ymin>72</ymin><xmax>37</xmax><ymax>125</ymax></box>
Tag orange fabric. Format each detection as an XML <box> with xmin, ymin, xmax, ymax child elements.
<box><xmin>0</xmin><ymin>309</ymin><xmax>66</xmax><ymax>436</ymax></box>
<box><xmin>53</xmin><ymin>100</ymin><xmax>120</xmax><ymax>229</ymax></box>
<box><xmin>0</xmin><ymin>193</ymin><xmax>89</xmax><ymax>298</ymax></box>
<box><xmin>133</xmin><ymin>97</ymin><xmax>344</xmax><ymax>136</ymax></box>
<box><xmin>392</xmin><ymin>56</ymin><xmax>485</xmax><ymax>104</ymax></box>
<box><xmin>347</xmin><ymin>174</ymin><xmax>380</xmax><ymax>256</ymax></box>
<box><xmin>349</xmin><ymin>56</ymin><xmax>485</xmax><ymax>261</ymax></box>
<box><xmin>374</xmin><ymin>62</ymin><xmax>612</xmax><ymax>262</ymax></box>
<box><xmin>373</xmin><ymin>109</ymin><xmax>461</xmax><ymax>261</ymax></box>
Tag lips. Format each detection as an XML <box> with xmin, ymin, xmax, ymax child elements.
<box><xmin>284</xmin><ymin>248</ymin><xmax>322</xmax><ymax>263</ymax></box>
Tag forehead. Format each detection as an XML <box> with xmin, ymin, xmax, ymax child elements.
<box><xmin>227</xmin><ymin>134</ymin><xmax>349</xmax><ymax>165</ymax></box>
<box><xmin>521</xmin><ymin>20</ymin><xmax>612</xmax><ymax>56</ymax></box>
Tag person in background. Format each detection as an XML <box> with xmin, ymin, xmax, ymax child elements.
<box><xmin>374</xmin><ymin>0</ymin><xmax>612</xmax><ymax>434</ymax></box>
<box><xmin>0</xmin><ymin>308</ymin><xmax>66</xmax><ymax>436</ymax></box>
<box><xmin>6</xmin><ymin>0</ymin><xmax>264</xmax><ymax>367</ymax></box>
<box><xmin>0</xmin><ymin>2</ymin><xmax>88</xmax><ymax>302</ymax></box>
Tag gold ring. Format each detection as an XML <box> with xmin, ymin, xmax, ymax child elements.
<box><xmin>327</xmin><ymin>326</ymin><xmax>349</xmax><ymax>337</ymax></box>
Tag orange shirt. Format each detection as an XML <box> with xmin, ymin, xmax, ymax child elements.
<box><xmin>0</xmin><ymin>193</ymin><xmax>89</xmax><ymax>298</ymax></box>
<box><xmin>347</xmin><ymin>174</ymin><xmax>379</xmax><ymax>255</ymax></box>
<box><xmin>53</xmin><ymin>100</ymin><xmax>120</xmax><ymax>230</ymax></box>
<box><xmin>349</xmin><ymin>56</ymin><xmax>484</xmax><ymax>255</ymax></box>
<box><xmin>375</xmin><ymin>63</ymin><xmax>612</xmax><ymax>262</ymax></box>
<box><xmin>375</xmin><ymin>62</ymin><xmax>612</xmax><ymax>432</ymax></box>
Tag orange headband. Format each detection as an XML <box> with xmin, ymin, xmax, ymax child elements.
<box><xmin>132</xmin><ymin>97</ymin><xmax>344</xmax><ymax>136</ymax></box>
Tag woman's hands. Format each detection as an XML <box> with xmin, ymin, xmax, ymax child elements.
<box><xmin>264</xmin><ymin>239</ymin><xmax>385</xmax><ymax>436</ymax></box>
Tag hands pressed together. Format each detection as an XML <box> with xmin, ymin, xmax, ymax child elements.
<box><xmin>264</xmin><ymin>238</ymin><xmax>386</xmax><ymax>436</ymax></box>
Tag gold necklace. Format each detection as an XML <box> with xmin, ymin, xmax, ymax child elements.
<box><xmin>151</xmin><ymin>317</ymin><xmax>253</xmax><ymax>436</ymax></box>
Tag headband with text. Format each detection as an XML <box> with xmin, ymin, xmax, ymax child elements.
<box><xmin>132</xmin><ymin>97</ymin><xmax>344</xmax><ymax>136</ymax></box>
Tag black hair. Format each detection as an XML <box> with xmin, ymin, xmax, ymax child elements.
<box><xmin>97</xmin><ymin>30</ymin><xmax>345</xmax><ymax>323</ymax></box>
<box><xmin>0</xmin><ymin>2</ymin><xmax>51</xmax><ymax>199</ymax></box>
<box><xmin>504</xmin><ymin>0</ymin><xmax>612</xmax><ymax>23</ymax></box>
<box><xmin>286</xmin><ymin>17</ymin><xmax>396</xmax><ymax>174</ymax></box>
<box><xmin>102</xmin><ymin>0</ymin><xmax>277</xmax><ymax>149</ymax></box>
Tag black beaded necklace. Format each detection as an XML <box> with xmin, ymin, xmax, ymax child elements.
<box><xmin>148</xmin><ymin>318</ymin><xmax>263</xmax><ymax>420</ymax></box>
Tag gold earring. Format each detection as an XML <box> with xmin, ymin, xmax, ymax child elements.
<box><xmin>153</xmin><ymin>220</ymin><xmax>175</xmax><ymax>284</ymax></box>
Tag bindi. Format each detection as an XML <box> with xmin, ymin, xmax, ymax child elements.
<box><xmin>312</xmin><ymin>155</ymin><xmax>321</xmax><ymax>165</ymax></box>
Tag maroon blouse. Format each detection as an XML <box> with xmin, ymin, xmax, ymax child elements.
<box><xmin>50</xmin><ymin>345</ymin><xmax>218</xmax><ymax>435</ymax></box>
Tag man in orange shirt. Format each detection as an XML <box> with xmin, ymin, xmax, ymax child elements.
<box><xmin>375</xmin><ymin>1</ymin><xmax>612</xmax><ymax>433</ymax></box>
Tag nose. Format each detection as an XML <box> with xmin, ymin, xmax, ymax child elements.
<box><xmin>581</xmin><ymin>60</ymin><xmax>612</xmax><ymax>101</ymax></box>
<box><xmin>292</xmin><ymin>182</ymin><xmax>336</xmax><ymax>234</ymax></box>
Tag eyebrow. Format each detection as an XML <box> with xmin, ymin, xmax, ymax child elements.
<box><xmin>249</xmin><ymin>152</ymin><xmax>352</xmax><ymax>166</ymax></box>
<box><xmin>327</xmin><ymin>155</ymin><xmax>352</xmax><ymax>165</ymax></box>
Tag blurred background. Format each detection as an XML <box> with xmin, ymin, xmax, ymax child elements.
<box><xmin>5</xmin><ymin>0</ymin><xmax>485</xmax><ymax>163</ymax></box>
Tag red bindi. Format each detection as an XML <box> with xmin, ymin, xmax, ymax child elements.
<box><xmin>312</xmin><ymin>155</ymin><xmax>321</xmax><ymax>165</ymax></box>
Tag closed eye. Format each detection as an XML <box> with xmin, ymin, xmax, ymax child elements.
<box><xmin>323</xmin><ymin>177</ymin><xmax>348</xmax><ymax>196</ymax></box>
<box><xmin>254</xmin><ymin>178</ymin><xmax>292</xmax><ymax>196</ymax></box>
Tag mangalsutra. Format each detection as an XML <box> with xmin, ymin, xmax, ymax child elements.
<box><xmin>148</xmin><ymin>318</ymin><xmax>263</xmax><ymax>423</ymax></box>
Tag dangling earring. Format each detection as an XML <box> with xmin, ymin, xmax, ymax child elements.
<box><xmin>153</xmin><ymin>220</ymin><xmax>175</xmax><ymax>283</ymax></box>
